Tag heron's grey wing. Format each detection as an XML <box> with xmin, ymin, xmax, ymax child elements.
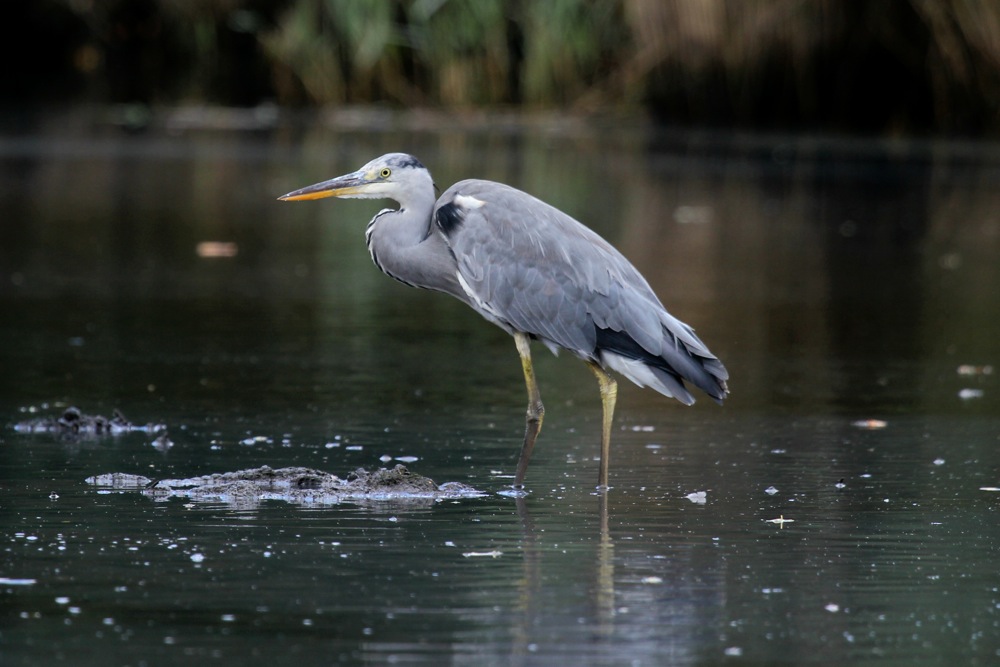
<box><xmin>436</xmin><ymin>180</ymin><xmax>728</xmax><ymax>403</ymax></box>
<box><xmin>435</xmin><ymin>181</ymin><xmax>658</xmax><ymax>351</ymax></box>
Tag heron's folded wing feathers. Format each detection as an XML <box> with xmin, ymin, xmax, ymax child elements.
<box><xmin>438</xmin><ymin>180</ymin><xmax>728</xmax><ymax>400</ymax></box>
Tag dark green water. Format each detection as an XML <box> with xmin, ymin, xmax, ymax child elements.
<box><xmin>2</xmin><ymin>109</ymin><xmax>999</xmax><ymax>665</ymax></box>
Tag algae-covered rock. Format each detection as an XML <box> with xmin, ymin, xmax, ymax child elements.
<box><xmin>86</xmin><ymin>464</ymin><xmax>485</xmax><ymax>508</ymax></box>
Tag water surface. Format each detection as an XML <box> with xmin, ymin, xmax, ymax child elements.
<box><xmin>1</xmin><ymin>109</ymin><xmax>999</xmax><ymax>665</ymax></box>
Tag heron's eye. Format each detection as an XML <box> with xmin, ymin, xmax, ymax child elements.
<box><xmin>380</xmin><ymin>168</ymin><xmax>391</xmax><ymax>179</ymax></box>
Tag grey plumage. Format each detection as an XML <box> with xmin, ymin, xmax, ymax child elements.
<box><xmin>279</xmin><ymin>152</ymin><xmax>728</xmax><ymax>489</ymax></box>
<box><xmin>437</xmin><ymin>179</ymin><xmax>727</xmax><ymax>405</ymax></box>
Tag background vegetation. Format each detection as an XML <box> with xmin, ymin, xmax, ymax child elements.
<box><xmin>6</xmin><ymin>0</ymin><xmax>1000</xmax><ymax>135</ymax></box>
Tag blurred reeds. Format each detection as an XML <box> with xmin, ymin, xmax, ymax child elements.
<box><xmin>16</xmin><ymin>0</ymin><xmax>1000</xmax><ymax>134</ymax></box>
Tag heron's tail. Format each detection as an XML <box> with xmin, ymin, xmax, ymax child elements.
<box><xmin>595</xmin><ymin>325</ymin><xmax>729</xmax><ymax>405</ymax></box>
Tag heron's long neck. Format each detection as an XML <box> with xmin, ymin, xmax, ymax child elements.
<box><xmin>364</xmin><ymin>195</ymin><xmax>462</xmax><ymax>297</ymax></box>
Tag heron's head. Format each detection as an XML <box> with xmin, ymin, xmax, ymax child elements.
<box><xmin>278</xmin><ymin>153</ymin><xmax>433</xmax><ymax>205</ymax></box>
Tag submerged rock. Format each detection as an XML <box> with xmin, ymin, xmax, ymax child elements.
<box><xmin>14</xmin><ymin>406</ymin><xmax>166</xmax><ymax>438</ymax></box>
<box><xmin>86</xmin><ymin>464</ymin><xmax>485</xmax><ymax>508</ymax></box>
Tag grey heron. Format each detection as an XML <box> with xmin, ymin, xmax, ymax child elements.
<box><xmin>279</xmin><ymin>153</ymin><xmax>728</xmax><ymax>489</ymax></box>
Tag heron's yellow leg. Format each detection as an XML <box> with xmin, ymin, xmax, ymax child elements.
<box><xmin>513</xmin><ymin>332</ymin><xmax>544</xmax><ymax>487</ymax></box>
<box><xmin>587</xmin><ymin>362</ymin><xmax>618</xmax><ymax>490</ymax></box>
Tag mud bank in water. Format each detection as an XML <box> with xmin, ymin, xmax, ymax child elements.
<box><xmin>86</xmin><ymin>464</ymin><xmax>486</xmax><ymax>508</ymax></box>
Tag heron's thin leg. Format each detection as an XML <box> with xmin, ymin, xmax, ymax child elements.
<box><xmin>587</xmin><ymin>362</ymin><xmax>618</xmax><ymax>490</ymax></box>
<box><xmin>513</xmin><ymin>332</ymin><xmax>544</xmax><ymax>487</ymax></box>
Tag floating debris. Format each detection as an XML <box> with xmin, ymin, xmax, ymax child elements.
<box><xmin>958</xmin><ymin>388</ymin><xmax>984</xmax><ymax>400</ymax></box>
<box><xmin>151</xmin><ymin>435</ymin><xmax>174</xmax><ymax>452</ymax></box>
<box><xmin>86</xmin><ymin>464</ymin><xmax>485</xmax><ymax>509</ymax></box>
<box><xmin>766</xmin><ymin>515</ymin><xmax>795</xmax><ymax>528</ymax></box>
<box><xmin>852</xmin><ymin>419</ymin><xmax>887</xmax><ymax>429</ymax></box>
<box><xmin>979</xmin><ymin>487</ymin><xmax>1000</xmax><ymax>492</ymax></box>
<box><xmin>12</xmin><ymin>406</ymin><xmax>165</xmax><ymax>438</ymax></box>
<box><xmin>685</xmin><ymin>491</ymin><xmax>708</xmax><ymax>504</ymax></box>
<box><xmin>957</xmin><ymin>364</ymin><xmax>993</xmax><ymax>376</ymax></box>
<box><xmin>378</xmin><ymin>454</ymin><xmax>419</xmax><ymax>464</ymax></box>
<box><xmin>764</xmin><ymin>486</ymin><xmax>779</xmax><ymax>495</ymax></box>
<box><xmin>195</xmin><ymin>241</ymin><xmax>238</xmax><ymax>258</ymax></box>
<box><xmin>497</xmin><ymin>487</ymin><xmax>529</xmax><ymax>498</ymax></box>
<box><xmin>462</xmin><ymin>550</ymin><xmax>503</xmax><ymax>558</ymax></box>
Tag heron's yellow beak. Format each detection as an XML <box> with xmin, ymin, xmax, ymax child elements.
<box><xmin>278</xmin><ymin>171</ymin><xmax>368</xmax><ymax>201</ymax></box>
